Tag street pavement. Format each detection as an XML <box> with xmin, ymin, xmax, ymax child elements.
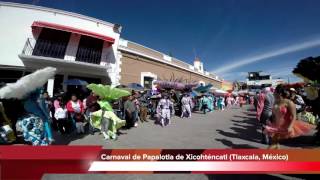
<box><xmin>47</xmin><ymin>105</ymin><xmax>317</xmax><ymax>180</ymax></box>
<box><xmin>55</xmin><ymin>105</ymin><xmax>316</xmax><ymax>149</ymax></box>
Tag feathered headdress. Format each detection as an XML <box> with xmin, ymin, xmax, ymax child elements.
<box><xmin>0</xmin><ymin>67</ymin><xmax>56</xmax><ymax>99</ymax></box>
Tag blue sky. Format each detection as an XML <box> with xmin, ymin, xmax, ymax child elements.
<box><xmin>7</xmin><ymin>0</ymin><xmax>320</xmax><ymax>82</ymax></box>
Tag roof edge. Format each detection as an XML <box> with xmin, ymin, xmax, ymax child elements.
<box><xmin>0</xmin><ymin>1</ymin><xmax>117</xmax><ymax>29</ymax></box>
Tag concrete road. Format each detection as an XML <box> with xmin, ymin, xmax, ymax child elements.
<box><xmin>55</xmin><ymin>105</ymin><xmax>315</xmax><ymax>149</ymax></box>
<box><xmin>47</xmin><ymin>105</ymin><xmax>317</xmax><ymax>180</ymax></box>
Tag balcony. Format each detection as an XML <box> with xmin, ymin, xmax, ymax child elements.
<box><xmin>23</xmin><ymin>37</ymin><xmax>106</xmax><ymax>64</ymax></box>
<box><xmin>20</xmin><ymin>38</ymin><xmax>113</xmax><ymax>76</ymax></box>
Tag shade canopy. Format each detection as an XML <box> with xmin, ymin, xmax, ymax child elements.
<box><xmin>32</xmin><ymin>21</ymin><xmax>115</xmax><ymax>44</ymax></box>
<box><xmin>194</xmin><ymin>83</ymin><xmax>213</xmax><ymax>93</ymax></box>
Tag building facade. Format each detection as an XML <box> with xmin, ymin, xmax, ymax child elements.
<box><xmin>0</xmin><ymin>2</ymin><xmax>122</xmax><ymax>96</ymax></box>
<box><xmin>118</xmin><ymin>39</ymin><xmax>222</xmax><ymax>89</ymax></box>
<box><xmin>0</xmin><ymin>2</ymin><xmax>223</xmax><ymax>97</ymax></box>
<box><xmin>246</xmin><ymin>72</ymin><xmax>285</xmax><ymax>90</ymax></box>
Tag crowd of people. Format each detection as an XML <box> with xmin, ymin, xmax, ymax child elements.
<box><xmin>255</xmin><ymin>85</ymin><xmax>318</xmax><ymax>149</ymax></box>
<box><xmin>0</xmin><ymin>67</ymin><xmax>318</xmax><ymax>148</ymax></box>
<box><xmin>0</xmin><ymin>83</ymin><xmax>253</xmax><ymax>145</ymax></box>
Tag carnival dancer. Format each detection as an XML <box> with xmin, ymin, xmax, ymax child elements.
<box><xmin>0</xmin><ymin>67</ymin><xmax>57</xmax><ymax>145</ymax></box>
<box><xmin>181</xmin><ymin>93</ymin><xmax>192</xmax><ymax>118</ymax></box>
<box><xmin>234</xmin><ymin>96</ymin><xmax>240</xmax><ymax>106</ymax></box>
<box><xmin>264</xmin><ymin>85</ymin><xmax>315</xmax><ymax>149</ymax></box>
<box><xmin>199</xmin><ymin>95</ymin><xmax>210</xmax><ymax>114</ymax></box>
<box><xmin>226</xmin><ymin>96</ymin><xmax>232</xmax><ymax>109</ymax></box>
<box><xmin>157</xmin><ymin>93</ymin><xmax>174</xmax><ymax>127</ymax></box>
<box><xmin>217</xmin><ymin>96</ymin><xmax>223</xmax><ymax>110</ymax></box>
<box><xmin>87</xmin><ymin>84</ymin><xmax>129</xmax><ymax>140</ymax></box>
<box><xmin>207</xmin><ymin>95</ymin><xmax>214</xmax><ymax>112</ymax></box>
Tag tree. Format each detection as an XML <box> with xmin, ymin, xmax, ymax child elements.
<box><xmin>293</xmin><ymin>56</ymin><xmax>320</xmax><ymax>83</ymax></box>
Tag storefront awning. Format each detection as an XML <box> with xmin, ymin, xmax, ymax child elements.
<box><xmin>32</xmin><ymin>21</ymin><xmax>115</xmax><ymax>44</ymax></box>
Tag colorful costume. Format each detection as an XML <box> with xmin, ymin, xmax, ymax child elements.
<box><xmin>265</xmin><ymin>105</ymin><xmax>315</xmax><ymax>139</ymax></box>
<box><xmin>181</xmin><ymin>95</ymin><xmax>192</xmax><ymax>118</ymax></box>
<box><xmin>16</xmin><ymin>114</ymin><xmax>48</xmax><ymax>145</ymax></box>
<box><xmin>157</xmin><ymin>97</ymin><xmax>174</xmax><ymax>126</ymax></box>
<box><xmin>0</xmin><ymin>67</ymin><xmax>56</xmax><ymax>145</ymax></box>
<box><xmin>199</xmin><ymin>96</ymin><xmax>210</xmax><ymax>113</ymax></box>
<box><xmin>23</xmin><ymin>89</ymin><xmax>53</xmax><ymax>142</ymax></box>
<box><xmin>207</xmin><ymin>95</ymin><xmax>214</xmax><ymax>112</ymax></box>
<box><xmin>217</xmin><ymin>97</ymin><xmax>224</xmax><ymax>110</ymax></box>
<box><xmin>87</xmin><ymin>84</ymin><xmax>130</xmax><ymax>140</ymax></box>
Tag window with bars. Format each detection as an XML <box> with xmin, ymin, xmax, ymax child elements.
<box><xmin>32</xmin><ymin>28</ymin><xmax>71</xmax><ymax>59</ymax></box>
<box><xmin>75</xmin><ymin>36</ymin><xmax>103</xmax><ymax>64</ymax></box>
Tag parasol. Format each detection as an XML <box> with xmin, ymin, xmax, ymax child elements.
<box><xmin>87</xmin><ymin>84</ymin><xmax>131</xmax><ymax>101</ymax></box>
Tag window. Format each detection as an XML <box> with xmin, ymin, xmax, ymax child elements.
<box><xmin>75</xmin><ymin>36</ymin><xmax>103</xmax><ymax>64</ymax></box>
<box><xmin>143</xmin><ymin>76</ymin><xmax>154</xmax><ymax>89</ymax></box>
<box><xmin>33</xmin><ymin>28</ymin><xmax>71</xmax><ymax>59</ymax></box>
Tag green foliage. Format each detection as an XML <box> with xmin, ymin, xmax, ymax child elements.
<box><xmin>293</xmin><ymin>56</ymin><xmax>320</xmax><ymax>83</ymax></box>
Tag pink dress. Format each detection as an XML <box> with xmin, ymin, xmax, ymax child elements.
<box><xmin>265</xmin><ymin>105</ymin><xmax>315</xmax><ymax>139</ymax></box>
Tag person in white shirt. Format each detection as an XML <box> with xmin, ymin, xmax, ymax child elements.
<box><xmin>54</xmin><ymin>102</ymin><xmax>68</xmax><ymax>134</ymax></box>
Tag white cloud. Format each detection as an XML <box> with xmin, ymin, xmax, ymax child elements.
<box><xmin>211</xmin><ymin>37</ymin><xmax>320</xmax><ymax>74</ymax></box>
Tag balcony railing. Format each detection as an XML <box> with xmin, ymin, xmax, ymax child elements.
<box><xmin>21</xmin><ymin>38</ymin><xmax>103</xmax><ymax>64</ymax></box>
<box><xmin>22</xmin><ymin>38</ymin><xmax>69</xmax><ymax>59</ymax></box>
<box><xmin>75</xmin><ymin>46</ymin><xmax>102</xmax><ymax>64</ymax></box>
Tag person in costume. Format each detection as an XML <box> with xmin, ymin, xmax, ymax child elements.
<box><xmin>157</xmin><ymin>93</ymin><xmax>174</xmax><ymax>127</ymax></box>
<box><xmin>264</xmin><ymin>84</ymin><xmax>316</xmax><ymax>149</ymax></box>
<box><xmin>207</xmin><ymin>95</ymin><xmax>214</xmax><ymax>112</ymax></box>
<box><xmin>0</xmin><ymin>67</ymin><xmax>57</xmax><ymax>145</ymax></box>
<box><xmin>24</xmin><ymin>88</ymin><xmax>54</xmax><ymax>143</ymax></box>
<box><xmin>87</xmin><ymin>84</ymin><xmax>130</xmax><ymax>140</ymax></box>
<box><xmin>199</xmin><ymin>95</ymin><xmax>210</xmax><ymax>114</ymax></box>
<box><xmin>180</xmin><ymin>93</ymin><xmax>192</xmax><ymax>118</ymax></box>
<box><xmin>217</xmin><ymin>96</ymin><xmax>224</xmax><ymax>111</ymax></box>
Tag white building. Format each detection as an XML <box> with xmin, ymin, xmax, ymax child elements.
<box><xmin>0</xmin><ymin>2</ymin><xmax>224</xmax><ymax>97</ymax></box>
<box><xmin>246</xmin><ymin>72</ymin><xmax>285</xmax><ymax>90</ymax></box>
<box><xmin>0</xmin><ymin>2</ymin><xmax>122</xmax><ymax>97</ymax></box>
